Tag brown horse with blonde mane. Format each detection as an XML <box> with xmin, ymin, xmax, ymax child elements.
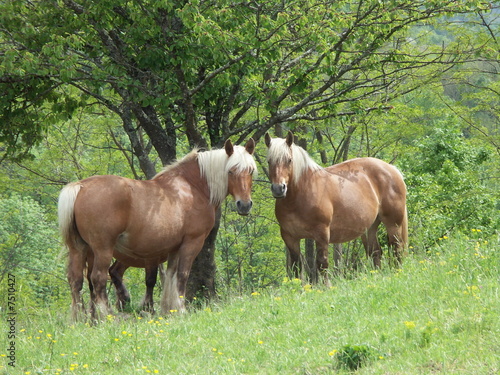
<box><xmin>59</xmin><ymin>139</ymin><xmax>256</xmax><ymax>321</ymax></box>
<box><xmin>265</xmin><ymin>132</ymin><xmax>407</xmax><ymax>281</ymax></box>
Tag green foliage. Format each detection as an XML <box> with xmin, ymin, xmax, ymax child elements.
<box><xmin>0</xmin><ymin>107</ymin><xmax>140</xmax><ymax>212</ymax></box>
<box><xmin>217</xmin><ymin>180</ymin><xmax>285</xmax><ymax>292</ymax></box>
<box><xmin>400</xmin><ymin>124</ymin><xmax>497</xmax><ymax>248</ymax></box>
<box><xmin>335</xmin><ymin>344</ymin><xmax>377</xmax><ymax>371</ymax></box>
<box><xmin>0</xmin><ymin>194</ymin><xmax>64</xmax><ymax>305</ymax></box>
<box><xmin>0</xmin><ymin>0</ymin><xmax>490</xmax><ymax>162</ymax></box>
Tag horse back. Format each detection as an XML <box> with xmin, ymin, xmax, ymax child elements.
<box><xmin>326</xmin><ymin>157</ymin><xmax>406</xmax><ymax>219</ymax></box>
<box><xmin>327</xmin><ymin>157</ymin><xmax>405</xmax><ymax>192</ymax></box>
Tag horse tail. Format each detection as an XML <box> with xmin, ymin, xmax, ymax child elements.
<box><xmin>58</xmin><ymin>182</ymin><xmax>84</xmax><ymax>250</ymax></box>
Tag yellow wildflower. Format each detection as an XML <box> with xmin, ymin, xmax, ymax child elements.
<box><xmin>404</xmin><ymin>321</ymin><xmax>416</xmax><ymax>329</ymax></box>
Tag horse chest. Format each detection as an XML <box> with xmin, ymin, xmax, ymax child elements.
<box><xmin>276</xmin><ymin>202</ymin><xmax>323</xmax><ymax>236</ymax></box>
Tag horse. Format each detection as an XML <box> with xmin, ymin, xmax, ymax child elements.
<box><xmin>265</xmin><ymin>132</ymin><xmax>407</xmax><ymax>281</ymax></box>
<box><xmin>58</xmin><ymin>139</ymin><xmax>256</xmax><ymax>321</ymax></box>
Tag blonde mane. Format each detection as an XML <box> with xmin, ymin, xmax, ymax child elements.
<box><xmin>155</xmin><ymin>145</ymin><xmax>256</xmax><ymax>206</ymax></box>
<box><xmin>198</xmin><ymin>145</ymin><xmax>256</xmax><ymax>206</ymax></box>
<box><xmin>266</xmin><ymin>137</ymin><xmax>321</xmax><ymax>184</ymax></box>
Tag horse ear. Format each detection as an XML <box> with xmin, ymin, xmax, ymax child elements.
<box><xmin>245</xmin><ymin>138</ymin><xmax>255</xmax><ymax>155</ymax></box>
<box><xmin>265</xmin><ymin>132</ymin><xmax>271</xmax><ymax>148</ymax></box>
<box><xmin>286</xmin><ymin>131</ymin><xmax>294</xmax><ymax>147</ymax></box>
<box><xmin>224</xmin><ymin>139</ymin><xmax>234</xmax><ymax>156</ymax></box>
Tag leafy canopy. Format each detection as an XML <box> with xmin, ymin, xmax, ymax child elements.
<box><xmin>0</xmin><ymin>0</ymin><xmax>488</xmax><ymax>164</ymax></box>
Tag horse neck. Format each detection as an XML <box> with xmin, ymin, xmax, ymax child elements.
<box><xmin>156</xmin><ymin>158</ymin><xmax>213</xmax><ymax>205</ymax></box>
<box><xmin>287</xmin><ymin>167</ymin><xmax>317</xmax><ymax>200</ymax></box>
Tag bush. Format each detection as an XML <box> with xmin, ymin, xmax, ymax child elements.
<box><xmin>400</xmin><ymin>125</ymin><xmax>497</xmax><ymax>250</ymax></box>
<box><xmin>0</xmin><ymin>194</ymin><xmax>65</xmax><ymax>306</ymax></box>
<box><xmin>334</xmin><ymin>344</ymin><xmax>376</xmax><ymax>370</ymax></box>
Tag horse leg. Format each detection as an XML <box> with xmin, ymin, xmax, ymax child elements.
<box><xmin>89</xmin><ymin>248</ymin><xmax>114</xmax><ymax>321</ymax></box>
<box><xmin>109</xmin><ymin>260</ymin><xmax>131</xmax><ymax>311</ymax></box>
<box><xmin>161</xmin><ymin>252</ymin><xmax>182</xmax><ymax>314</ymax></box>
<box><xmin>140</xmin><ymin>265</ymin><xmax>158</xmax><ymax>314</ymax></box>
<box><xmin>67</xmin><ymin>245</ymin><xmax>87</xmax><ymax>321</ymax></box>
<box><xmin>386</xmin><ymin>223</ymin><xmax>406</xmax><ymax>266</ymax></box>
<box><xmin>382</xmin><ymin>206</ymin><xmax>408</xmax><ymax>266</ymax></box>
<box><xmin>281</xmin><ymin>231</ymin><xmax>302</xmax><ymax>279</ymax></box>
<box><xmin>315</xmin><ymin>227</ymin><xmax>331</xmax><ymax>285</ymax></box>
<box><xmin>333</xmin><ymin>243</ymin><xmax>343</xmax><ymax>273</ymax></box>
<box><xmin>158</xmin><ymin>263</ymin><xmax>167</xmax><ymax>290</ymax></box>
<box><xmin>315</xmin><ymin>243</ymin><xmax>330</xmax><ymax>285</ymax></box>
<box><xmin>86</xmin><ymin>250</ymin><xmax>95</xmax><ymax>315</ymax></box>
<box><xmin>362</xmin><ymin>219</ymin><xmax>382</xmax><ymax>268</ymax></box>
<box><xmin>161</xmin><ymin>238</ymin><xmax>205</xmax><ymax>315</ymax></box>
<box><xmin>305</xmin><ymin>239</ymin><xmax>316</xmax><ymax>283</ymax></box>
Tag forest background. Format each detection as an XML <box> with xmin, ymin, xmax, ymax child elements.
<box><xmin>0</xmin><ymin>0</ymin><xmax>498</xmax><ymax>311</ymax></box>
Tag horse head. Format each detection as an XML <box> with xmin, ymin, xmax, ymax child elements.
<box><xmin>265</xmin><ymin>131</ymin><xmax>294</xmax><ymax>198</ymax></box>
<box><xmin>225</xmin><ymin>138</ymin><xmax>256</xmax><ymax>215</ymax></box>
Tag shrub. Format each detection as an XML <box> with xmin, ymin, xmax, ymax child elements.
<box><xmin>0</xmin><ymin>194</ymin><xmax>65</xmax><ymax>306</ymax></box>
<box><xmin>334</xmin><ymin>344</ymin><xmax>376</xmax><ymax>371</ymax></box>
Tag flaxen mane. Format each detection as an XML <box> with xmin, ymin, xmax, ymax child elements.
<box><xmin>266</xmin><ymin>138</ymin><xmax>321</xmax><ymax>185</ymax></box>
<box><xmin>198</xmin><ymin>146</ymin><xmax>257</xmax><ymax>206</ymax></box>
<box><xmin>154</xmin><ymin>146</ymin><xmax>257</xmax><ymax>206</ymax></box>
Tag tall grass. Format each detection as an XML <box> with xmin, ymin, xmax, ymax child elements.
<box><xmin>1</xmin><ymin>234</ymin><xmax>498</xmax><ymax>374</ymax></box>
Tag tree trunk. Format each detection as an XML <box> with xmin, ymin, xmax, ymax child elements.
<box><xmin>305</xmin><ymin>238</ymin><xmax>317</xmax><ymax>283</ymax></box>
<box><xmin>186</xmin><ymin>207</ymin><xmax>221</xmax><ymax>301</ymax></box>
<box><xmin>316</xmin><ymin>130</ymin><xmax>329</xmax><ymax>165</ymax></box>
<box><xmin>335</xmin><ymin>125</ymin><xmax>356</xmax><ymax>164</ymax></box>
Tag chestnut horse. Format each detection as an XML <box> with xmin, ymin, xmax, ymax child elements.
<box><xmin>59</xmin><ymin>139</ymin><xmax>256</xmax><ymax>321</ymax></box>
<box><xmin>265</xmin><ymin>132</ymin><xmax>407</xmax><ymax>281</ymax></box>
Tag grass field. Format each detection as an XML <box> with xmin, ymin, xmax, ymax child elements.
<box><xmin>2</xmin><ymin>234</ymin><xmax>499</xmax><ymax>374</ymax></box>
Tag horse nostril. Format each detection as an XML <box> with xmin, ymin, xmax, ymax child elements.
<box><xmin>271</xmin><ymin>183</ymin><xmax>287</xmax><ymax>198</ymax></box>
<box><xmin>236</xmin><ymin>200</ymin><xmax>252</xmax><ymax>215</ymax></box>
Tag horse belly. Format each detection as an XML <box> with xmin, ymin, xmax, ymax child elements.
<box><xmin>277</xmin><ymin>209</ymin><xmax>327</xmax><ymax>241</ymax></box>
<box><xmin>115</xmin><ymin>225</ymin><xmax>184</xmax><ymax>260</ymax></box>
<box><xmin>330</xmin><ymin>205</ymin><xmax>378</xmax><ymax>243</ymax></box>
<box><xmin>329</xmin><ymin>226</ymin><xmax>367</xmax><ymax>243</ymax></box>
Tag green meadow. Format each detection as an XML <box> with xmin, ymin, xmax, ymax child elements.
<box><xmin>2</xmin><ymin>234</ymin><xmax>498</xmax><ymax>374</ymax></box>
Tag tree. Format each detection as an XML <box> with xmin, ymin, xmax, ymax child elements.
<box><xmin>1</xmin><ymin>0</ymin><xmax>492</xmax><ymax>296</ymax></box>
<box><xmin>2</xmin><ymin>1</ymin><xmax>490</xmax><ymax>160</ymax></box>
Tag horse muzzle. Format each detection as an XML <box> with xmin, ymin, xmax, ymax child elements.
<box><xmin>271</xmin><ymin>183</ymin><xmax>287</xmax><ymax>198</ymax></box>
<box><xmin>236</xmin><ymin>200</ymin><xmax>253</xmax><ymax>216</ymax></box>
